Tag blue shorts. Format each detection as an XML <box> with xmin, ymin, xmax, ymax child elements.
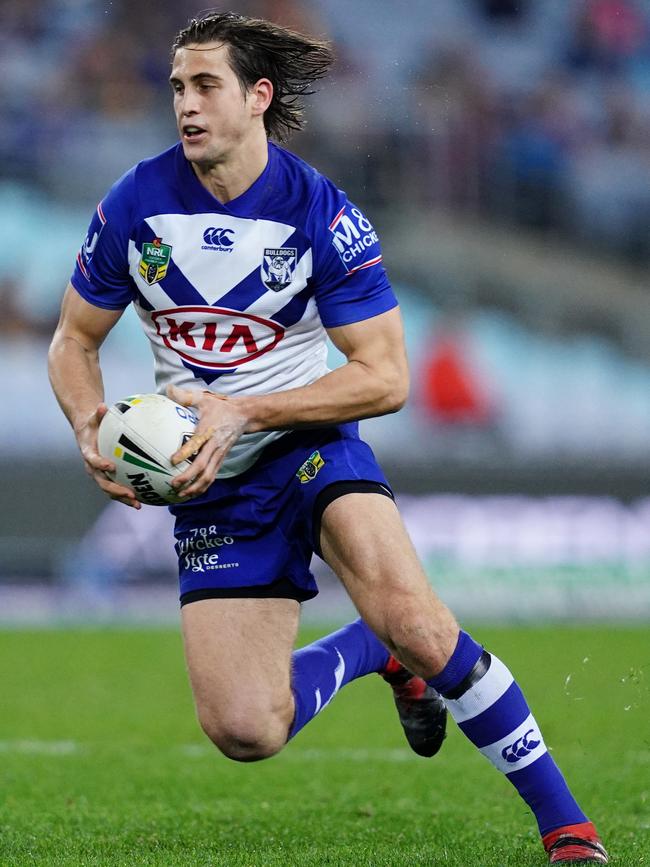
<box><xmin>170</xmin><ymin>423</ymin><xmax>393</xmax><ymax>605</ymax></box>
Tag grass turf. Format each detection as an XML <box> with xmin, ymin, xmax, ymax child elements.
<box><xmin>0</xmin><ymin>625</ymin><xmax>648</xmax><ymax>866</ymax></box>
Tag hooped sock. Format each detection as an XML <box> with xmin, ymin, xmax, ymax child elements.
<box><xmin>428</xmin><ymin>630</ymin><xmax>589</xmax><ymax>836</ymax></box>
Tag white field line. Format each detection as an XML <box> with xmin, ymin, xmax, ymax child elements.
<box><xmin>286</xmin><ymin>747</ymin><xmax>419</xmax><ymax>763</ymax></box>
<box><xmin>178</xmin><ymin>744</ymin><xmax>419</xmax><ymax>762</ymax></box>
<box><xmin>0</xmin><ymin>739</ymin><xmax>79</xmax><ymax>755</ymax></box>
<box><xmin>5</xmin><ymin>741</ymin><xmax>646</xmax><ymax>766</ymax></box>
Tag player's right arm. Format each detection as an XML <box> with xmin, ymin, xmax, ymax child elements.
<box><xmin>48</xmin><ymin>284</ymin><xmax>141</xmax><ymax>509</ymax></box>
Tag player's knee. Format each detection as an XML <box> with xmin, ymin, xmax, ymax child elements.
<box><xmin>198</xmin><ymin>708</ymin><xmax>288</xmax><ymax>762</ymax></box>
<box><xmin>211</xmin><ymin>729</ymin><xmax>284</xmax><ymax>763</ymax></box>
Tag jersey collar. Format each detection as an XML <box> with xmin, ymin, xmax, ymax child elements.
<box><xmin>175</xmin><ymin>142</ymin><xmax>278</xmax><ymax>219</ymax></box>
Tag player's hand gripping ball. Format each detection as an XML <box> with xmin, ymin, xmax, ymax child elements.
<box><xmin>97</xmin><ymin>393</ymin><xmax>198</xmax><ymax>505</ymax></box>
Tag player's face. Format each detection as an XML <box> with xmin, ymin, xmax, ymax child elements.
<box><xmin>170</xmin><ymin>43</ymin><xmax>262</xmax><ymax>167</ymax></box>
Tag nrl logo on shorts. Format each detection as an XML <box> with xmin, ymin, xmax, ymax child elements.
<box><xmin>139</xmin><ymin>237</ymin><xmax>172</xmax><ymax>285</ymax></box>
<box><xmin>296</xmin><ymin>450</ymin><xmax>325</xmax><ymax>484</ymax></box>
<box><xmin>261</xmin><ymin>247</ymin><xmax>297</xmax><ymax>291</ymax></box>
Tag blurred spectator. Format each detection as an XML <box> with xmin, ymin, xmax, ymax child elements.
<box><xmin>0</xmin><ymin>0</ymin><xmax>51</xmax><ymax>42</ymax></box>
<box><xmin>411</xmin><ymin>46</ymin><xmax>497</xmax><ymax>212</ymax></box>
<box><xmin>250</xmin><ymin>0</ymin><xmax>328</xmax><ymax>35</ymax></box>
<box><xmin>491</xmin><ymin>75</ymin><xmax>575</xmax><ymax>229</ymax></box>
<box><xmin>418</xmin><ymin>317</ymin><xmax>496</xmax><ymax>427</ymax></box>
<box><xmin>570</xmin><ymin>82</ymin><xmax>650</xmax><ymax>260</ymax></box>
<box><xmin>475</xmin><ymin>0</ymin><xmax>529</xmax><ymax>23</ymax></box>
<box><xmin>566</xmin><ymin>0</ymin><xmax>647</xmax><ymax>75</ymax></box>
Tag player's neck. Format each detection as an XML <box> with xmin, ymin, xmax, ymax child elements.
<box><xmin>191</xmin><ymin>135</ymin><xmax>269</xmax><ymax>204</ymax></box>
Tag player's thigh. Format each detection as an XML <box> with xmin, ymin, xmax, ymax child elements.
<box><xmin>181</xmin><ymin>597</ymin><xmax>299</xmax><ymax>735</ymax></box>
<box><xmin>319</xmin><ymin>492</ymin><xmax>434</xmax><ymax>607</ymax></box>
<box><xmin>319</xmin><ymin>493</ymin><xmax>458</xmax><ymax>673</ymax></box>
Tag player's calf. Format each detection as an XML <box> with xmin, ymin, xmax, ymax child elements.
<box><xmin>367</xmin><ymin>589</ymin><xmax>460</xmax><ymax>680</ymax></box>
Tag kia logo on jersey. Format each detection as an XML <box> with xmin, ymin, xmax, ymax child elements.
<box><xmin>151</xmin><ymin>306</ymin><xmax>284</xmax><ymax>370</ymax></box>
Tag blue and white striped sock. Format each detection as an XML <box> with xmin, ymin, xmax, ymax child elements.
<box><xmin>428</xmin><ymin>631</ymin><xmax>588</xmax><ymax>836</ymax></box>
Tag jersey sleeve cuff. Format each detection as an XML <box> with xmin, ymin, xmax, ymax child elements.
<box><xmin>319</xmin><ymin>295</ymin><xmax>398</xmax><ymax>329</ymax></box>
<box><xmin>70</xmin><ymin>274</ymin><xmax>131</xmax><ymax>311</ymax></box>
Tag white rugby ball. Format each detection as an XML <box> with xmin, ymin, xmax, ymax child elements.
<box><xmin>97</xmin><ymin>393</ymin><xmax>198</xmax><ymax>505</ymax></box>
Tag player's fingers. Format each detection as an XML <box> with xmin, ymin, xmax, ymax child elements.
<box><xmin>211</xmin><ymin>446</ymin><xmax>228</xmax><ymax>477</ymax></box>
<box><xmin>171</xmin><ymin>443</ymin><xmax>214</xmax><ymax>491</ymax></box>
<box><xmin>173</xmin><ymin>443</ymin><xmax>221</xmax><ymax>497</ymax></box>
<box><xmin>94</xmin><ymin>472</ymin><xmax>134</xmax><ymax>497</ymax></box>
<box><xmin>166</xmin><ymin>383</ymin><xmax>201</xmax><ymax>409</ymax></box>
<box><xmin>175</xmin><ymin>465</ymin><xmax>216</xmax><ymax>498</ymax></box>
<box><xmin>83</xmin><ymin>448</ymin><xmax>115</xmax><ymax>475</ymax></box>
<box><xmin>93</xmin><ymin>471</ymin><xmax>129</xmax><ymax>497</ymax></box>
<box><xmin>171</xmin><ymin>426</ymin><xmax>215</xmax><ymax>465</ymax></box>
<box><xmin>177</xmin><ymin>439</ymin><xmax>230</xmax><ymax>498</ymax></box>
<box><xmin>94</xmin><ymin>473</ymin><xmax>141</xmax><ymax>508</ymax></box>
<box><xmin>110</xmin><ymin>494</ymin><xmax>142</xmax><ymax>510</ymax></box>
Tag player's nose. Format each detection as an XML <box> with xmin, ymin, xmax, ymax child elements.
<box><xmin>179</xmin><ymin>91</ymin><xmax>201</xmax><ymax>116</ymax></box>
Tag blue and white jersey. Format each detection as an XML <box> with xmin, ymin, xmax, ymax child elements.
<box><xmin>71</xmin><ymin>142</ymin><xmax>397</xmax><ymax>476</ymax></box>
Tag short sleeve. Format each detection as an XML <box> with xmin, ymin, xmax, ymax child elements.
<box><xmin>70</xmin><ymin>170</ymin><xmax>136</xmax><ymax>310</ymax></box>
<box><xmin>309</xmin><ymin>181</ymin><xmax>398</xmax><ymax>329</ymax></box>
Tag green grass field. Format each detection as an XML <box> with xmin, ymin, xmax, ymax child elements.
<box><xmin>0</xmin><ymin>625</ymin><xmax>648</xmax><ymax>866</ymax></box>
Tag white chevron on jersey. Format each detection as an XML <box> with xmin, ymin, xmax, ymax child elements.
<box><xmin>145</xmin><ymin>213</ymin><xmax>297</xmax><ymax>306</ymax></box>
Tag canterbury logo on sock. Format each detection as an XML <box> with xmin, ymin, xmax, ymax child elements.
<box><xmin>502</xmin><ymin>728</ymin><xmax>541</xmax><ymax>763</ymax></box>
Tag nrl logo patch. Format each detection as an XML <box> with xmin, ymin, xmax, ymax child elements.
<box><xmin>261</xmin><ymin>247</ymin><xmax>297</xmax><ymax>291</ymax></box>
<box><xmin>296</xmin><ymin>450</ymin><xmax>325</xmax><ymax>484</ymax></box>
<box><xmin>139</xmin><ymin>237</ymin><xmax>172</xmax><ymax>285</ymax></box>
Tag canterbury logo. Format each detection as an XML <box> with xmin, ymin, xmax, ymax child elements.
<box><xmin>501</xmin><ymin>729</ymin><xmax>541</xmax><ymax>763</ymax></box>
<box><xmin>202</xmin><ymin>227</ymin><xmax>235</xmax><ymax>247</ymax></box>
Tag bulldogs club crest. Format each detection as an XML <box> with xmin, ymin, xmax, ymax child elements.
<box><xmin>138</xmin><ymin>237</ymin><xmax>172</xmax><ymax>286</ymax></box>
<box><xmin>261</xmin><ymin>247</ymin><xmax>297</xmax><ymax>291</ymax></box>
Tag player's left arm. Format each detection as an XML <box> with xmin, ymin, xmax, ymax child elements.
<box><xmin>243</xmin><ymin>305</ymin><xmax>409</xmax><ymax>426</ymax></box>
<box><xmin>168</xmin><ymin>306</ymin><xmax>408</xmax><ymax>497</ymax></box>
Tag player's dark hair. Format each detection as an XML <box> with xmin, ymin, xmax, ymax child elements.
<box><xmin>172</xmin><ymin>10</ymin><xmax>334</xmax><ymax>142</ymax></box>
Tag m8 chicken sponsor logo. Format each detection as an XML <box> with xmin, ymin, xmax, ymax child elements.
<box><xmin>329</xmin><ymin>205</ymin><xmax>382</xmax><ymax>274</ymax></box>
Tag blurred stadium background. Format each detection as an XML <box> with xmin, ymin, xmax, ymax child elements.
<box><xmin>2</xmin><ymin>0</ymin><xmax>650</xmax><ymax>625</ymax></box>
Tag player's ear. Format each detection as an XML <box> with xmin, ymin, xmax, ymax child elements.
<box><xmin>249</xmin><ymin>78</ymin><xmax>273</xmax><ymax>117</ymax></box>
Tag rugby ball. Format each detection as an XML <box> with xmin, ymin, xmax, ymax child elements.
<box><xmin>97</xmin><ymin>393</ymin><xmax>198</xmax><ymax>505</ymax></box>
